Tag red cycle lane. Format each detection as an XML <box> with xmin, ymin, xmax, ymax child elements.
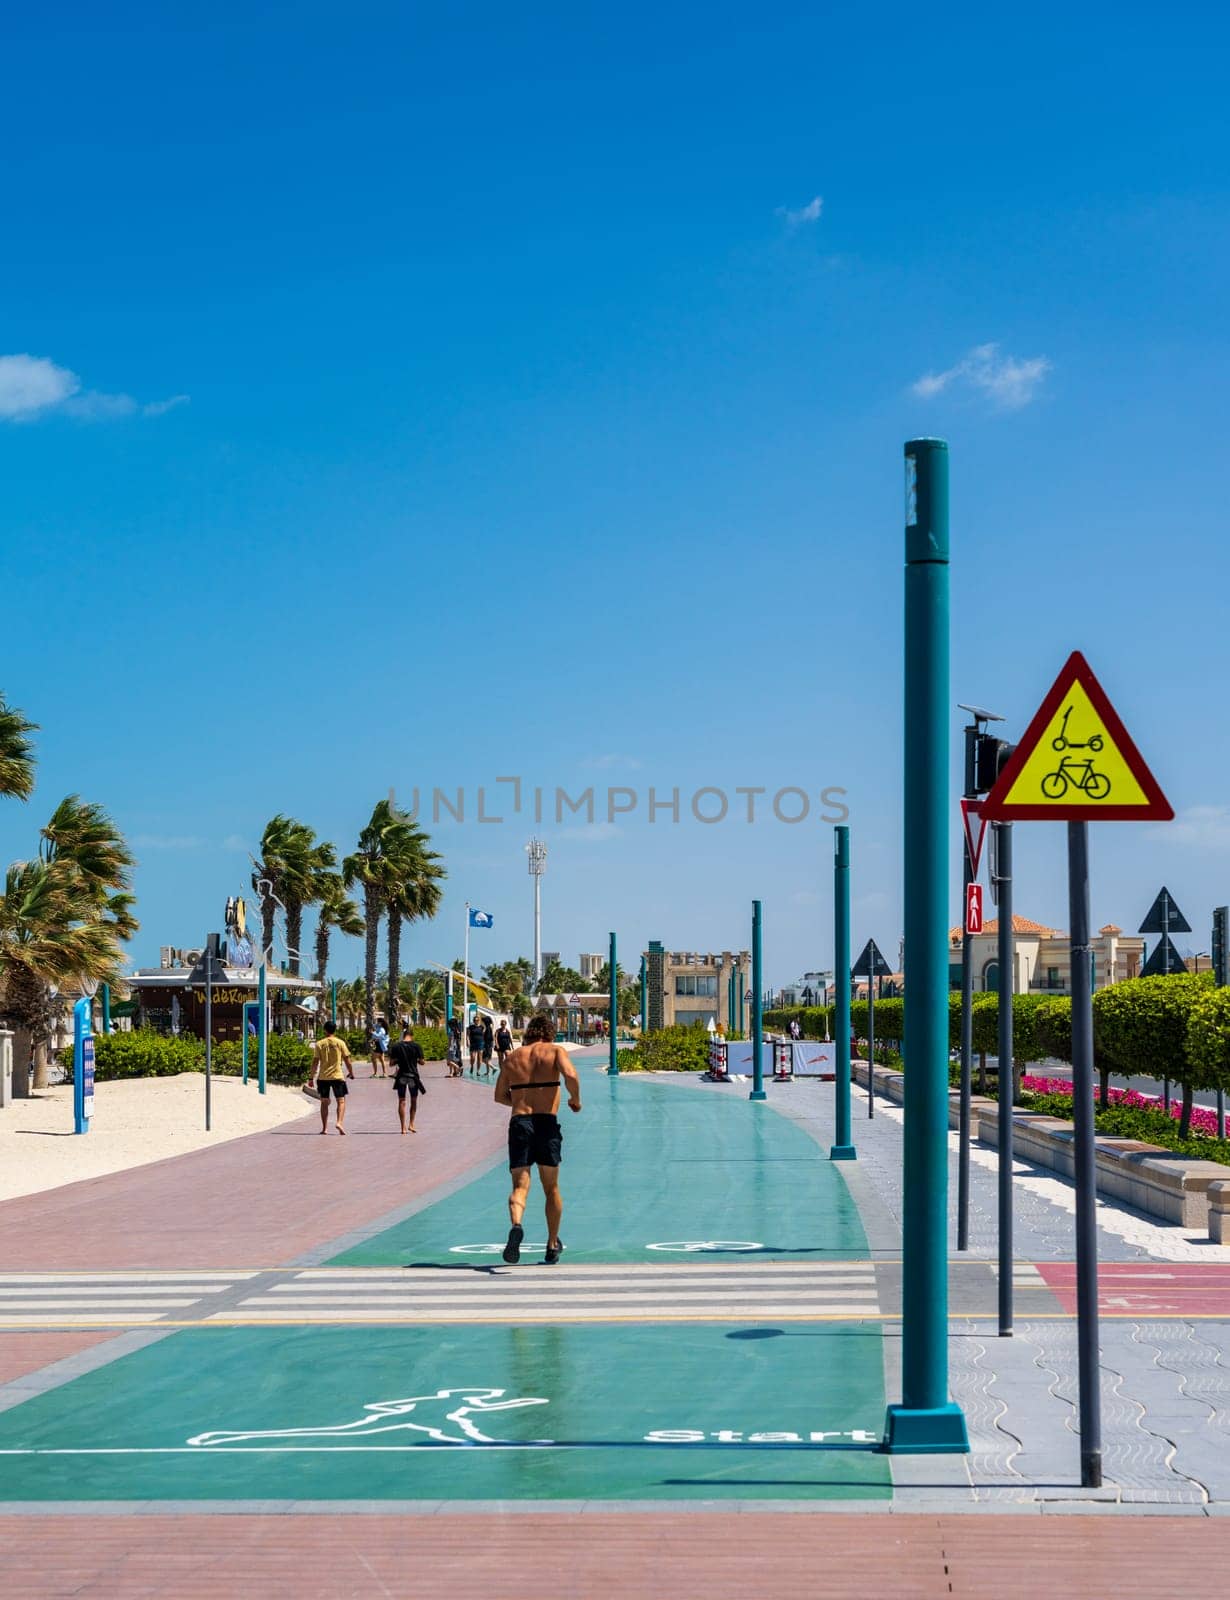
<box><xmin>1037</xmin><ymin>1262</ymin><xmax>1230</xmax><ymax>1316</ymax></box>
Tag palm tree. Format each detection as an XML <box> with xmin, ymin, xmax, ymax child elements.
<box><xmin>0</xmin><ymin>859</ymin><xmax>122</xmax><ymax>1095</ymax></box>
<box><xmin>0</xmin><ymin>692</ymin><xmax>37</xmax><ymax>802</ymax></box>
<box><xmin>31</xmin><ymin>796</ymin><xmax>137</xmax><ymax>1088</ymax></box>
<box><xmin>314</xmin><ymin>874</ymin><xmax>364</xmax><ymax>1007</ymax></box>
<box><xmin>343</xmin><ymin>801</ymin><xmax>398</xmax><ymax>1039</ymax></box>
<box><xmin>382</xmin><ymin>819</ymin><xmax>445</xmax><ymax>1031</ymax></box>
<box><xmin>282</xmin><ymin>831</ymin><xmax>334</xmax><ymax>978</ymax></box>
<box><xmin>251</xmin><ymin>815</ymin><xmax>302</xmax><ymax>962</ymax></box>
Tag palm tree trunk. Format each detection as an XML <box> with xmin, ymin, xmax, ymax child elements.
<box><xmin>285</xmin><ymin>900</ymin><xmax>303</xmax><ymax>976</ymax></box>
<box><xmin>364</xmin><ymin>888</ymin><xmax>380</xmax><ymax>1038</ymax></box>
<box><xmin>32</xmin><ymin>1040</ymin><xmax>51</xmax><ymax>1091</ymax></box>
<box><xmin>260</xmin><ymin>894</ymin><xmax>276</xmax><ymax>963</ymax></box>
<box><xmin>11</xmin><ymin>1024</ymin><xmax>32</xmax><ymax>1098</ymax></box>
<box><xmin>315</xmin><ymin>923</ymin><xmax>330</xmax><ymax>991</ymax></box>
<box><xmin>387</xmin><ymin>914</ymin><xmax>402</xmax><ymax>1032</ymax></box>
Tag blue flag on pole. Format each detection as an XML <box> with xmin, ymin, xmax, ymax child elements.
<box><xmin>469</xmin><ymin>908</ymin><xmax>494</xmax><ymax>929</ymax></box>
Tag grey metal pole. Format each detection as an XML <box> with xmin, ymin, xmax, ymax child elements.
<box><xmin>1068</xmin><ymin>819</ymin><xmax>1103</xmax><ymax>1488</ymax></box>
<box><xmin>867</xmin><ymin>979</ymin><xmax>876</xmax><ymax>1120</ymax></box>
<box><xmin>204</xmin><ymin>942</ymin><xmax>213</xmax><ymax>1134</ymax></box>
<box><xmin>608</xmin><ymin>931</ymin><xmax>619</xmax><ymax>1074</ymax></box>
<box><xmin>957</xmin><ymin>724</ymin><xmax>977</xmax><ymax>1252</ymax></box>
<box><xmin>1162</xmin><ymin>890</ymin><xmax>1171</xmax><ymax>1111</ymax></box>
<box><xmin>750</xmin><ymin>902</ymin><xmax>766</xmax><ymax>1101</ymax></box>
<box><xmin>958</xmin><ymin>838</ymin><xmax>974</xmax><ymax>1251</ymax></box>
<box><xmin>996</xmin><ymin>821</ymin><xmax>1014</xmax><ymax>1335</ymax></box>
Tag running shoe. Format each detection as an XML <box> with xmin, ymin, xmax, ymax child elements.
<box><xmin>502</xmin><ymin>1224</ymin><xmax>523</xmax><ymax>1265</ymax></box>
<box><xmin>544</xmin><ymin>1240</ymin><xmax>564</xmax><ymax>1266</ymax></box>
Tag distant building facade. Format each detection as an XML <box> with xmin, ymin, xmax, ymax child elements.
<box><xmin>578</xmin><ymin>953</ymin><xmax>604</xmax><ymax>981</ymax></box>
<box><xmin>644</xmin><ymin>946</ymin><xmax>752</xmax><ymax>1031</ymax></box>
<box><xmin>947</xmin><ymin>916</ymin><xmax>1146</xmax><ymax>994</ymax></box>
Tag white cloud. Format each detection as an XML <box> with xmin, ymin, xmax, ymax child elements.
<box><xmin>912</xmin><ymin>342</ymin><xmax>1051</xmax><ymax>410</ymax></box>
<box><xmin>1148</xmin><ymin>805</ymin><xmax>1230</xmax><ymax>852</ymax></box>
<box><xmin>131</xmin><ymin>833</ymin><xmax>206</xmax><ymax>851</ymax></box>
<box><xmin>778</xmin><ymin>195</ymin><xmax>823</xmax><ymax>228</ymax></box>
<box><xmin>585</xmin><ymin>753</ymin><xmax>642</xmax><ymax>771</ymax></box>
<box><xmin>0</xmin><ymin>352</ymin><xmax>188</xmax><ymax>423</ymax></box>
<box><xmin>0</xmin><ymin>354</ymin><xmax>80</xmax><ymax>419</ymax></box>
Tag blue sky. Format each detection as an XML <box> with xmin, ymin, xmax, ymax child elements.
<box><xmin>3</xmin><ymin>2</ymin><xmax>1229</xmax><ymax>984</ymax></box>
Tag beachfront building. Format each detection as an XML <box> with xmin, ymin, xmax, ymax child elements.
<box><xmin>947</xmin><ymin>915</ymin><xmax>1146</xmax><ymax>995</ymax></box>
<box><xmin>578</xmin><ymin>953</ymin><xmax>604</xmax><ymax>981</ymax></box>
<box><xmin>126</xmin><ymin>950</ymin><xmax>319</xmax><ymax>1041</ymax></box>
<box><xmin>643</xmin><ymin>946</ymin><xmax>752</xmax><ymax>1032</ymax></box>
<box><xmin>126</xmin><ymin>899</ymin><xmax>319</xmax><ymax>1040</ymax></box>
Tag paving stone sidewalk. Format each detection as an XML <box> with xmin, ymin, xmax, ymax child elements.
<box><xmin>765</xmin><ymin>1073</ymin><xmax>1230</xmax><ymax>1509</ymax></box>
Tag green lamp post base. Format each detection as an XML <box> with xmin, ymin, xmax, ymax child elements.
<box><xmin>748</xmin><ymin>1088</ymin><xmax>767</xmax><ymax>1102</ymax></box>
<box><xmin>882</xmin><ymin>1402</ymin><xmax>969</xmax><ymax>1454</ymax></box>
<box><xmin>829</xmin><ymin>1143</ymin><xmax>857</xmax><ymax>1161</ymax></box>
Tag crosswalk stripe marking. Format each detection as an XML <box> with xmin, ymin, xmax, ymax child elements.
<box><xmin>0</xmin><ymin>1273</ymin><xmax>252</xmax><ymax>1284</ymax></box>
<box><xmin>266</xmin><ymin>1277</ymin><xmax>877</xmax><ymax>1295</ymax></box>
<box><xmin>209</xmin><ymin>1302</ymin><xmax>884</xmax><ymax>1322</ymax></box>
<box><xmin>236</xmin><ymin>1291</ymin><xmax>881</xmax><ymax>1309</ymax></box>
<box><xmin>0</xmin><ymin>1299</ymin><xmax>202</xmax><ymax>1311</ymax></box>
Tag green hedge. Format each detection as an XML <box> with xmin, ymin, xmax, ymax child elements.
<box><xmin>56</xmin><ymin>1030</ymin><xmax>313</xmax><ymax>1086</ymax></box>
<box><xmin>618</xmin><ymin>1025</ymin><xmax>713</xmax><ymax>1072</ymax></box>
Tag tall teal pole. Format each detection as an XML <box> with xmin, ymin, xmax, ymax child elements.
<box><xmin>257</xmin><ymin>960</ymin><xmax>268</xmax><ymax>1096</ymax></box>
<box><xmin>330</xmin><ymin>979</ymin><xmax>338</xmax><ymax>1024</ymax></box>
<box><xmin>885</xmin><ymin>437</ymin><xmax>968</xmax><ymax>1453</ymax></box>
<box><xmin>101</xmin><ymin>982</ymin><xmax>112</xmax><ymax>1035</ymax></box>
<box><xmin>608</xmin><ymin>931</ymin><xmax>619</xmax><ymax>1072</ymax></box>
<box><xmin>749</xmin><ymin>901</ymin><xmax>766</xmax><ymax>1100</ymax></box>
<box><xmin>830</xmin><ymin>827</ymin><xmax>855</xmax><ymax>1160</ymax></box>
<box><xmin>639</xmin><ymin>954</ymin><xmax>647</xmax><ymax>1034</ymax></box>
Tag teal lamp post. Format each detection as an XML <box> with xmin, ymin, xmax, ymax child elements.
<box><xmin>884</xmin><ymin>437</ymin><xmax>969</xmax><ymax>1455</ymax></box>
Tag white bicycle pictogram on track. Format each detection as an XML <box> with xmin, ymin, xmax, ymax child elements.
<box><xmin>645</xmin><ymin>1240</ymin><xmax>765</xmax><ymax>1253</ymax></box>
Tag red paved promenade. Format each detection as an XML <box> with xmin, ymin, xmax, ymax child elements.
<box><xmin>0</xmin><ymin>1068</ymin><xmax>506</xmax><ymax>1269</ymax></box>
<box><xmin>2</xmin><ymin>1512</ymin><xmax>1228</xmax><ymax>1599</ymax></box>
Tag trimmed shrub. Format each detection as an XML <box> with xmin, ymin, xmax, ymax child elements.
<box><xmin>1185</xmin><ymin>987</ymin><xmax>1230</xmax><ymax>1103</ymax></box>
<box><xmin>619</xmin><ymin>1025</ymin><xmax>713</xmax><ymax>1072</ymax></box>
<box><xmin>1093</xmin><ymin>972</ymin><xmax>1215</xmax><ymax>1137</ymax></box>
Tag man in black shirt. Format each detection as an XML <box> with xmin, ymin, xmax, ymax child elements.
<box><xmin>466</xmin><ymin>1019</ymin><xmax>484</xmax><ymax>1075</ymax></box>
<box><xmin>481</xmin><ymin>1015</ymin><xmax>495</xmax><ymax>1075</ymax></box>
<box><xmin>389</xmin><ymin>1026</ymin><xmax>427</xmax><ymax>1134</ymax></box>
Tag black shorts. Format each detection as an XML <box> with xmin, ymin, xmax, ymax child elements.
<box><xmin>508</xmin><ymin>1113</ymin><xmax>562</xmax><ymax>1171</ymax></box>
<box><xmin>394</xmin><ymin>1080</ymin><xmax>420</xmax><ymax>1100</ymax></box>
<box><xmin>318</xmin><ymin>1079</ymin><xmax>348</xmax><ymax>1098</ymax></box>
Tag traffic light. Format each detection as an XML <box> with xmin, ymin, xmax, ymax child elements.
<box><xmin>972</xmin><ymin>734</ymin><xmax>1016</xmax><ymax>796</ymax></box>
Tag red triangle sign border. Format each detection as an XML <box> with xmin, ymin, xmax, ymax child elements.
<box><xmin>981</xmin><ymin>651</ymin><xmax>1174</xmax><ymax>823</ymax></box>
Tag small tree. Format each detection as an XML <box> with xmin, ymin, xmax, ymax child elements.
<box><xmin>1184</xmin><ymin>987</ymin><xmax>1230</xmax><ymax>1129</ymax></box>
<box><xmin>1093</xmin><ymin>973</ymin><xmax>1213</xmax><ymax>1138</ymax></box>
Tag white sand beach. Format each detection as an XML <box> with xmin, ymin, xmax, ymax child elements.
<box><xmin>0</xmin><ymin>1074</ymin><xmax>314</xmax><ymax>1203</ymax></box>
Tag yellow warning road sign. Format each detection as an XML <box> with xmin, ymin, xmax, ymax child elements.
<box><xmin>981</xmin><ymin>652</ymin><xmax>1173</xmax><ymax>822</ymax></box>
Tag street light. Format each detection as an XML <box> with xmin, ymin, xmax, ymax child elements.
<box><xmin>526</xmin><ymin>839</ymin><xmax>547</xmax><ymax>983</ymax></box>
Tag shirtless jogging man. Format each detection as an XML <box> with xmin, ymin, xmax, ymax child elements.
<box><xmin>494</xmin><ymin>1013</ymin><xmax>581</xmax><ymax>1265</ymax></box>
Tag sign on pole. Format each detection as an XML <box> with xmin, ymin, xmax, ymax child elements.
<box><xmin>1138</xmin><ymin>887</ymin><xmax>1191</xmax><ymax>935</ymax></box>
<box><xmin>984</xmin><ymin>651</ymin><xmax>1172</xmax><ymax>1492</ymax></box>
<box><xmin>960</xmin><ymin>798</ymin><xmax>987</xmax><ymax>876</ymax></box>
<box><xmin>965</xmin><ymin>882</ymin><xmax>984</xmax><ymax>935</ymax></box>
<box><xmin>980</xmin><ymin>651</ymin><xmax>1173</xmax><ymax>823</ymax></box>
<box><xmin>851</xmin><ymin>938</ymin><xmax>892</xmax><ymax>979</ymax></box>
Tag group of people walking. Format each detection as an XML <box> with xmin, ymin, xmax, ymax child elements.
<box><xmin>306</xmin><ymin>1013</ymin><xmax>581</xmax><ymax>1269</ymax></box>
<box><xmin>307</xmin><ymin>1020</ymin><xmax>426</xmax><ymax>1136</ymax></box>
<box><xmin>445</xmin><ymin>1013</ymin><xmax>513</xmax><ymax>1078</ymax></box>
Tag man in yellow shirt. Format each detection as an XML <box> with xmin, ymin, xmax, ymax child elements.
<box><xmin>311</xmin><ymin>1021</ymin><xmax>355</xmax><ymax>1135</ymax></box>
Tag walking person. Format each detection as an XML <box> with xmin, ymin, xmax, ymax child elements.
<box><xmin>495</xmin><ymin>1019</ymin><xmax>513</xmax><ymax>1072</ymax></box>
<box><xmin>494</xmin><ymin>1013</ymin><xmax>582</xmax><ymax>1266</ymax></box>
<box><xmin>310</xmin><ymin>1021</ymin><xmax>355</xmax><ymax>1136</ymax></box>
<box><xmin>370</xmin><ymin>1018</ymin><xmax>390</xmax><ymax>1078</ymax></box>
<box><xmin>481</xmin><ymin>1014</ymin><xmax>495</xmax><ymax>1076</ymax></box>
<box><xmin>466</xmin><ymin>1017</ymin><xmax>484</xmax><ymax>1075</ymax></box>
<box><xmin>447</xmin><ymin>1015</ymin><xmax>463</xmax><ymax>1077</ymax></box>
<box><xmin>389</xmin><ymin>1025</ymin><xmax>427</xmax><ymax>1135</ymax></box>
